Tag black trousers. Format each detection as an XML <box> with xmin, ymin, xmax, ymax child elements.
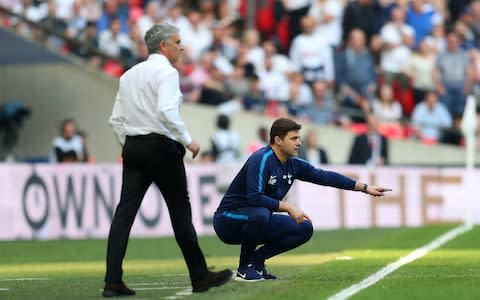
<box><xmin>104</xmin><ymin>134</ymin><xmax>208</xmax><ymax>283</ymax></box>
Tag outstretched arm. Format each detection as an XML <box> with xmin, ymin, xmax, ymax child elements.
<box><xmin>295</xmin><ymin>157</ymin><xmax>392</xmax><ymax>196</ymax></box>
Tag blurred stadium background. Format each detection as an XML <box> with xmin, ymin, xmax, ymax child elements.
<box><xmin>0</xmin><ymin>0</ymin><xmax>479</xmax><ymax>299</ymax></box>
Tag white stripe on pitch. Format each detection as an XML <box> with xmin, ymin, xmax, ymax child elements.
<box><xmin>0</xmin><ymin>278</ymin><xmax>49</xmax><ymax>281</ymax></box>
<box><xmin>0</xmin><ymin>288</ymin><xmax>9</xmax><ymax>291</ymax></box>
<box><xmin>163</xmin><ymin>288</ymin><xmax>192</xmax><ymax>299</ymax></box>
<box><xmin>130</xmin><ymin>282</ymin><xmax>187</xmax><ymax>286</ymax></box>
<box><xmin>135</xmin><ymin>287</ymin><xmax>189</xmax><ymax>290</ymax></box>
<box><xmin>327</xmin><ymin>224</ymin><xmax>473</xmax><ymax>300</ymax></box>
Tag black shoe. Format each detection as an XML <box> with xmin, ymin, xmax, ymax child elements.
<box><xmin>102</xmin><ymin>282</ymin><xmax>136</xmax><ymax>297</ymax></box>
<box><xmin>191</xmin><ymin>269</ymin><xmax>233</xmax><ymax>293</ymax></box>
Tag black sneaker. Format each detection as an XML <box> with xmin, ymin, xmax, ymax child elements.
<box><xmin>102</xmin><ymin>281</ymin><xmax>136</xmax><ymax>297</ymax></box>
<box><xmin>191</xmin><ymin>269</ymin><xmax>233</xmax><ymax>293</ymax></box>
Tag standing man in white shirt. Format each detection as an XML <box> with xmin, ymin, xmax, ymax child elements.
<box><xmin>104</xmin><ymin>23</ymin><xmax>232</xmax><ymax>297</ymax></box>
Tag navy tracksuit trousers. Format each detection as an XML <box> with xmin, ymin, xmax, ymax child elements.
<box><xmin>213</xmin><ymin>207</ymin><xmax>313</xmax><ymax>268</ymax></box>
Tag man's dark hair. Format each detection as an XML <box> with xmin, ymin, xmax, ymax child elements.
<box><xmin>60</xmin><ymin>118</ymin><xmax>75</xmax><ymax>135</ymax></box>
<box><xmin>217</xmin><ymin>114</ymin><xmax>230</xmax><ymax>130</ymax></box>
<box><xmin>269</xmin><ymin>118</ymin><xmax>301</xmax><ymax>144</ymax></box>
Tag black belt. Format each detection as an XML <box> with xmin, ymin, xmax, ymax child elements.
<box><xmin>129</xmin><ymin>133</ymin><xmax>169</xmax><ymax>139</ymax></box>
<box><xmin>127</xmin><ymin>133</ymin><xmax>184</xmax><ymax>150</ymax></box>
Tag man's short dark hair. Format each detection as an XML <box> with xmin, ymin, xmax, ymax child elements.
<box><xmin>60</xmin><ymin>118</ymin><xmax>75</xmax><ymax>135</ymax></box>
<box><xmin>217</xmin><ymin>114</ymin><xmax>230</xmax><ymax>130</ymax></box>
<box><xmin>269</xmin><ymin>118</ymin><xmax>301</xmax><ymax>144</ymax></box>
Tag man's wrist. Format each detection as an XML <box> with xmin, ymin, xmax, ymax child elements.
<box><xmin>361</xmin><ymin>183</ymin><xmax>368</xmax><ymax>193</ymax></box>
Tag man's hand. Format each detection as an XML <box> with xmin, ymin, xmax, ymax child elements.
<box><xmin>365</xmin><ymin>185</ymin><xmax>392</xmax><ymax>196</ymax></box>
<box><xmin>288</xmin><ymin>206</ymin><xmax>311</xmax><ymax>224</ymax></box>
<box><xmin>355</xmin><ymin>182</ymin><xmax>392</xmax><ymax>197</ymax></box>
<box><xmin>278</xmin><ymin>202</ymin><xmax>311</xmax><ymax>224</ymax></box>
<box><xmin>186</xmin><ymin>141</ymin><xmax>200</xmax><ymax>159</ymax></box>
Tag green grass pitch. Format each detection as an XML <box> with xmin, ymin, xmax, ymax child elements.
<box><xmin>0</xmin><ymin>226</ymin><xmax>479</xmax><ymax>299</ymax></box>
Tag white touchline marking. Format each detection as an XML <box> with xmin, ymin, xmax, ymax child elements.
<box><xmin>326</xmin><ymin>224</ymin><xmax>473</xmax><ymax>300</ymax></box>
<box><xmin>144</xmin><ymin>273</ymin><xmax>187</xmax><ymax>279</ymax></box>
<box><xmin>175</xmin><ymin>289</ymin><xmax>192</xmax><ymax>296</ymax></box>
<box><xmin>130</xmin><ymin>282</ymin><xmax>187</xmax><ymax>286</ymax></box>
<box><xmin>134</xmin><ymin>287</ymin><xmax>189</xmax><ymax>291</ymax></box>
<box><xmin>163</xmin><ymin>288</ymin><xmax>192</xmax><ymax>300</ymax></box>
<box><xmin>335</xmin><ymin>256</ymin><xmax>353</xmax><ymax>260</ymax></box>
<box><xmin>0</xmin><ymin>278</ymin><xmax>49</xmax><ymax>281</ymax></box>
<box><xmin>0</xmin><ymin>288</ymin><xmax>9</xmax><ymax>291</ymax></box>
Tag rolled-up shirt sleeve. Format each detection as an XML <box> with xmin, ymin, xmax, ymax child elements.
<box><xmin>155</xmin><ymin>70</ymin><xmax>192</xmax><ymax>146</ymax></box>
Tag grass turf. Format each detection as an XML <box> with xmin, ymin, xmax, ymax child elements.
<box><xmin>0</xmin><ymin>225</ymin><xmax>478</xmax><ymax>299</ymax></box>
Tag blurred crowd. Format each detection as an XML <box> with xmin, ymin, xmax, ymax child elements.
<box><xmin>2</xmin><ymin>0</ymin><xmax>480</xmax><ymax>150</ymax></box>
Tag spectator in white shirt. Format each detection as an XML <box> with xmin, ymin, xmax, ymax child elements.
<box><xmin>99</xmin><ymin>18</ymin><xmax>133</xmax><ymax>58</ymax></box>
<box><xmin>51</xmin><ymin>118</ymin><xmax>85</xmax><ymax>162</ymax></box>
<box><xmin>243</xmin><ymin>29</ymin><xmax>263</xmax><ymax>67</ymax></box>
<box><xmin>182</xmin><ymin>10</ymin><xmax>212</xmax><ymax>61</ymax></box>
<box><xmin>286</xmin><ymin>72</ymin><xmax>314</xmax><ymax>117</ymax></box>
<box><xmin>211</xmin><ymin>114</ymin><xmax>241</xmax><ymax>163</ymax></box>
<box><xmin>11</xmin><ymin>0</ymin><xmax>48</xmax><ymax>37</ymax></box>
<box><xmin>247</xmin><ymin>39</ymin><xmax>294</xmax><ymax>76</ymax></box>
<box><xmin>372</xmin><ymin>84</ymin><xmax>402</xmax><ymax>123</ymax></box>
<box><xmin>55</xmin><ymin>0</ymin><xmax>75</xmax><ymax>20</ymax></box>
<box><xmin>258</xmin><ymin>56</ymin><xmax>290</xmax><ymax>103</ymax></box>
<box><xmin>404</xmin><ymin>37</ymin><xmax>437</xmax><ymax>105</ymax></box>
<box><xmin>380</xmin><ymin>6</ymin><xmax>414</xmax><ymax>91</ymax></box>
<box><xmin>80</xmin><ymin>0</ymin><xmax>101</xmax><ymax>22</ymax></box>
<box><xmin>136</xmin><ymin>1</ymin><xmax>158</xmax><ymax>37</ymax></box>
<box><xmin>289</xmin><ymin>15</ymin><xmax>334</xmax><ymax>86</ymax></box>
<box><xmin>66</xmin><ymin>0</ymin><xmax>86</xmax><ymax>38</ymax></box>
<box><xmin>164</xmin><ymin>5</ymin><xmax>190</xmax><ymax>38</ymax></box>
<box><xmin>308</xmin><ymin>0</ymin><xmax>344</xmax><ymax>47</ymax></box>
<box><xmin>209</xmin><ymin>20</ymin><xmax>239</xmax><ymax>61</ymax></box>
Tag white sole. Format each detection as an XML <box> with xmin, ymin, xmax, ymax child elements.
<box><xmin>234</xmin><ymin>276</ymin><xmax>265</xmax><ymax>282</ymax></box>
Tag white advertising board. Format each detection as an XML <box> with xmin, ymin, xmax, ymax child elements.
<box><xmin>0</xmin><ymin>164</ymin><xmax>478</xmax><ymax>240</ymax></box>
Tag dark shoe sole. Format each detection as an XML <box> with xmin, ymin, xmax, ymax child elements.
<box><xmin>102</xmin><ymin>290</ymin><xmax>136</xmax><ymax>297</ymax></box>
<box><xmin>192</xmin><ymin>270</ymin><xmax>233</xmax><ymax>293</ymax></box>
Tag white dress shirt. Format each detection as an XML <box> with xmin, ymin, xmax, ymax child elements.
<box><xmin>109</xmin><ymin>54</ymin><xmax>192</xmax><ymax>146</ymax></box>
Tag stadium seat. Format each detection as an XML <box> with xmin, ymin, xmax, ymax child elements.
<box><xmin>378</xmin><ymin>123</ymin><xmax>404</xmax><ymax>139</ymax></box>
<box><xmin>276</xmin><ymin>17</ymin><xmax>290</xmax><ymax>51</ymax></box>
<box><xmin>255</xmin><ymin>1</ymin><xmax>275</xmax><ymax>37</ymax></box>
<box><xmin>265</xmin><ymin>100</ymin><xmax>279</xmax><ymax>117</ymax></box>
<box><xmin>129</xmin><ymin>6</ymin><xmax>144</xmax><ymax>23</ymax></box>
<box><xmin>103</xmin><ymin>60</ymin><xmax>124</xmax><ymax>78</ymax></box>
<box><xmin>403</xmin><ymin>124</ymin><xmax>415</xmax><ymax>139</ymax></box>
<box><xmin>61</xmin><ymin>44</ymin><xmax>71</xmax><ymax>54</ymax></box>
<box><xmin>345</xmin><ymin>123</ymin><xmax>368</xmax><ymax>135</ymax></box>
<box><xmin>129</xmin><ymin>0</ymin><xmax>142</xmax><ymax>8</ymax></box>
<box><xmin>420</xmin><ymin>137</ymin><xmax>438</xmax><ymax>145</ymax></box>
<box><xmin>2</xmin><ymin>17</ymin><xmax>11</xmax><ymax>28</ymax></box>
